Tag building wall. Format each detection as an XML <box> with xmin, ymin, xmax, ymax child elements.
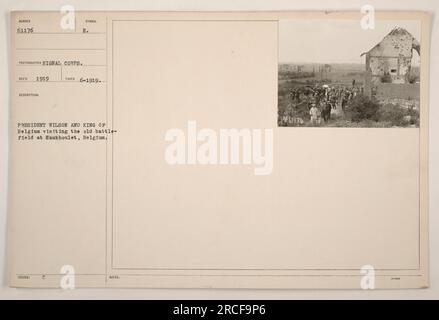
<box><xmin>374</xmin><ymin>83</ymin><xmax>420</xmax><ymax>101</ymax></box>
<box><xmin>369</xmin><ymin>56</ymin><xmax>411</xmax><ymax>84</ymax></box>
<box><xmin>364</xmin><ymin>29</ymin><xmax>416</xmax><ymax>93</ymax></box>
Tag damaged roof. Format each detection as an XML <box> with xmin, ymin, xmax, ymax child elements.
<box><xmin>361</xmin><ymin>27</ymin><xmax>420</xmax><ymax>57</ymax></box>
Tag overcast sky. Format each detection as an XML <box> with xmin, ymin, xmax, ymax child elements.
<box><xmin>279</xmin><ymin>19</ymin><xmax>421</xmax><ymax>65</ymax></box>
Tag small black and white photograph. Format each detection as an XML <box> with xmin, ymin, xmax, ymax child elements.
<box><xmin>278</xmin><ymin>19</ymin><xmax>421</xmax><ymax>127</ymax></box>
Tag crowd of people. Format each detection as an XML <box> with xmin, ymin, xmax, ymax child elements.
<box><xmin>279</xmin><ymin>84</ymin><xmax>363</xmax><ymax>126</ymax></box>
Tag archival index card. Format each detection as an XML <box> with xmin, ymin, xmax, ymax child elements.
<box><xmin>8</xmin><ymin>10</ymin><xmax>430</xmax><ymax>289</ymax></box>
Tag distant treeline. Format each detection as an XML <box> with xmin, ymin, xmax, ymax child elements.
<box><xmin>279</xmin><ymin>71</ymin><xmax>316</xmax><ymax>80</ymax></box>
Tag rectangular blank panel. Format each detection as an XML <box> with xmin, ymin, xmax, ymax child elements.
<box><xmin>111</xmin><ymin>20</ymin><xmax>419</xmax><ymax>271</ymax></box>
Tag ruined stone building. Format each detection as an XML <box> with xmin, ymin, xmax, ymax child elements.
<box><xmin>362</xmin><ymin>27</ymin><xmax>420</xmax><ymax>101</ymax></box>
